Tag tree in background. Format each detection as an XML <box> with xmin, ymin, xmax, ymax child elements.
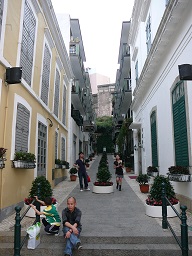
<box><xmin>95</xmin><ymin>116</ymin><xmax>113</xmax><ymax>153</ymax></box>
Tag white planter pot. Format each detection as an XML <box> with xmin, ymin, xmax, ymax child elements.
<box><xmin>145</xmin><ymin>202</ymin><xmax>180</xmax><ymax>218</ymax></box>
<box><xmin>92</xmin><ymin>185</ymin><xmax>113</xmax><ymax>194</ymax></box>
<box><xmin>168</xmin><ymin>174</ymin><xmax>191</xmax><ymax>182</ymax></box>
<box><xmin>24</xmin><ymin>203</ymin><xmax>58</xmax><ymax>218</ymax></box>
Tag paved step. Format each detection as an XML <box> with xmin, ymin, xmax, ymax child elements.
<box><xmin>1</xmin><ymin>242</ymin><xmax>191</xmax><ymax>256</ymax></box>
<box><xmin>1</xmin><ymin>232</ymin><xmax>192</xmax><ymax>256</ymax></box>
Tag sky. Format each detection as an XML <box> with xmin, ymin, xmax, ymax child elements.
<box><xmin>51</xmin><ymin>0</ymin><xmax>135</xmax><ymax>83</ymax></box>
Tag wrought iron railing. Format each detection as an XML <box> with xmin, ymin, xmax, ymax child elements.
<box><xmin>14</xmin><ymin>185</ymin><xmax>41</xmax><ymax>256</ymax></box>
<box><xmin>162</xmin><ymin>182</ymin><xmax>189</xmax><ymax>256</ymax></box>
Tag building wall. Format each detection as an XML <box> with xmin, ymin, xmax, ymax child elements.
<box><xmin>129</xmin><ymin>0</ymin><xmax>192</xmax><ymax>210</ymax></box>
<box><xmin>0</xmin><ymin>0</ymin><xmax>73</xmax><ymax>221</ymax></box>
<box><xmin>97</xmin><ymin>84</ymin><xmax>115</xmax><ymax>117</ymax></box>
<box><xmin>89</xmin><ymin>73</ymin><xmax>110</xmax><ymax>94</ymax></box>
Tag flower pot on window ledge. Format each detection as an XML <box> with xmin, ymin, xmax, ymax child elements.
<box><xmin>0</xmin><ymin>148</ymin><xmax>7</xmax><ymax>169</ymax></box>
<box><xmin>0</xmin><ymin>158</ymin><xmax>5</xmax><ymax>169</ymax></box>
<box><xmin>13</xmin><ymin>152</ymin><xmax>36</xmax><ymax>169</ymax></box>
<box><xmin>13</xmin><ymin>160</ymin><xmax>36</xmax><ymax>169</ymax></box>
<box><xmin>167</xmin><ymin>166</ymin><xmax>191</xmax><ymax>182</ymax></box>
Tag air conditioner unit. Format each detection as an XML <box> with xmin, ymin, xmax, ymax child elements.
<box><xmin>178</xmin><ymin>64</ymin><xmax>192</xmax><ymax>80</ymax></box>
<box><xmin>6</xmin><ymin>67</ymin><xmax>22</xmax><ymax>84</ymax></box>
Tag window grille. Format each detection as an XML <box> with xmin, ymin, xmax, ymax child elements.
<box><xmin>61</xmin><ymin>137</ymin><xmax>66</xmax><ymax>161</ymax></box>
<box><xmin>146</xmin><ymin>15</ymin><xmax>151</xmax><ymax>54</ymax></box>
<box><xmin>55</xmin><ymin>131</ymin><xmax>58</xmax><ymax>159</ymax></box>
<box><xmin>37</xmin><ymin>121</ymin><xmax>47</xmax><ymax>176</ymax></box>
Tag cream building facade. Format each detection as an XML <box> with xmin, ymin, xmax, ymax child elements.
<box><xmin>0</xmin><ymin>0</ymin><xmax>74</xmax><ymax>221</ymax></box>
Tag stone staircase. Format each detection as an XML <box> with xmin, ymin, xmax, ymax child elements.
<box><xmin>1</xmin><ymin>231</ymin><xmax>191</xmax><ymax>256</ymax></box>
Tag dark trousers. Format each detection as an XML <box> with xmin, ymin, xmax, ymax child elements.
<box><xmin>42</xmin><ymin>218</ymin><xmax>60</xmax><ymax>234</ymax></box>
<box><xmin>78</xmin><ymin>171</ymin><xmax>88</xmax><ymax>189</ymax></box>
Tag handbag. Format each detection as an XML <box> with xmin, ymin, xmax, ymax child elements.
<box><xmin>87</xmin><ymin>174</ymin><xmax>91</xmax><ymax>182</ymax></box>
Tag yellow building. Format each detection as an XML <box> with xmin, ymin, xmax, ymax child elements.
<box><xmin>0</xmin><ymin>0</ymin><xmax>74</xmax><ymax>221</ymax></box>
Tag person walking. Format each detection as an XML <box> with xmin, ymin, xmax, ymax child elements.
<box><xmin>30</xmin><ymin>196</ymin><xmax>61</xmax><ymax>235</ymax></box>
<box><xmin>114</xmin><ymin>154</ymin><xmax>124</xmax><ymax>191</ymax></box>
<box><xmin>62</xmin><ymin>196</ymin><xmax>82</xmax><ymax>256</ymax></box>
<box><xmin>74</xmin><ymin>152</ymin><xmax>90</xmax><ymax>191</ymax></box>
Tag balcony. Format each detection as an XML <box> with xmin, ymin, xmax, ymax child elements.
<box><xmin>71</xmin><ymin>109</ymin><xmax>83</xmax><ymax>126</ymax></box>
<box><xmin>70</xmin><ymin>42</ymin><xmax>86</xmax><ymax>88</ymax></box>
<box><xmin>119</xmin><ymin>79</ymin><xmax>132</xmax><ymax>114</ymax></box>
<box><xmin>71</xmin><ymin>80</ymin><xmax>85</xmax><ymax>115</ymax></box>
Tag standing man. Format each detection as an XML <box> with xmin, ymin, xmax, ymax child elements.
<box><xmin>74</xmin><ymin>152</ymin><xmax>90</xmax><ymax>191</ymax></box>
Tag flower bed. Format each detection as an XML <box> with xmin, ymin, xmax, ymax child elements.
<box><xmin>93</xmin><ymin>181</ymin><xmax>113</xmax><ymax>186</ymax></box>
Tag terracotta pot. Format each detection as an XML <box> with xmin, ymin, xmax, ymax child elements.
<box><xmin>139</xmin><ymin>184</ymin><xmax>149</xmax><ymax>193</ymax></box>
<box><xmin>70</xmin><ymin>175</ymin><xmax>77</xmax><ymax>181</ymax></box>
<box><xmin>126</xmin><ymin>167</ymin><xmax>131</xmax><ymax>173</ymax></box>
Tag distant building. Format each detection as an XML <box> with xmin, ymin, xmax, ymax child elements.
<box><xmin>89</xmin><ymin>73</ymin><xmax>110</xmax><ymax>94</ymax></box>
<box><xmin>93</xmin><ymin>83</ymin><xmax>115</xmax><ymax>117</ymax></box>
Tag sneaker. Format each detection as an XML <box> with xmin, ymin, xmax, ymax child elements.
<box><xmin>54</xmin><ymin>231</ymin><xmax>59</xmax><ymax>236</ymax></box>
<box><xmin>84</xmin><ymin>188</ymin><xmax>90</xmax><ymax>191</ymax></box>
<box><xmin>76</xmin><ymin>242</ymin><xmax>82</xmax><ymax>250</ymax></box>
<box><xmin>80</xmin><ymin>189</ymin><xmax>83</xmax><ymax>191</ymax></box>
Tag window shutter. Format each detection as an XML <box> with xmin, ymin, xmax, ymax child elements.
<box><xmin>62</xmin><ymin>86</ymin><xmax>66</xmax><ymax>125</ymax></box>
<box><xmin>20</xmin><ymin>1</ymin><xmax>36</xmax><ymax>86</ymax></box>
<box><xmin>61</xmin><ymin>137</ymin><xmax>66</xmax><ymax>161</ymax></box>
<box><xmin>150</xmin><ymin>111</ymin><xmax>158</xmax><ymax>167</ymax></box>
<box><xmin>41</xmin><ymin>44</ymin><xmax>51</xmax><ymax>105</ymax></box>
<box><xmin>54</xmin><ymin>69</ymin><xmax>60</xmax><ymax>117</ymax></box>
<box><xmin>172</xmin><ymin>82</ymin><xmax>189</xmax><ymax>166</ymax></box>
<box><xmin>0</xmin><ymin>0</ymin><xmax>4</xmax><ymax>38</ymax></box>
<box><xmin>15</xmin><ymin>103</ymin><xmax>30</xmax><ymax>152</ymax></box>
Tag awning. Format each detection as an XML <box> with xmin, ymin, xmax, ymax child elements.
<box><xmin>129</xmin><ymin>122</ymin><xmax>141</xmax><ymax>129</ymax></box>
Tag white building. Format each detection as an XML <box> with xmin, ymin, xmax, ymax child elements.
<box><xmin>129</xmin><ymin>0</ymin><xmax>192</xmax><ymax>210</ymax></box>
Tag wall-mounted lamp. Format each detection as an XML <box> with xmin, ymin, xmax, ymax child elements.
<box><xmin>47</xmin><ymin>118</ymin><xmax>53</xmax><ymax>127</ymax></box>
<box><xmin>5</xmin><ymin>67</ymin><xmax>22</xmax><ymax>84</ymax></box>
<box><xmin>134</xmin><ymin>145</ymin><xmax>138</xmax><ymax>151</ymax></box>
<box><xmin>138</xmin><ymin>142</ymin><xmax>143</xmax><ymax>148</ymax></box>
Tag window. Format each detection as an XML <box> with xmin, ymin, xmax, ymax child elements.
<box><xmin>55</xmin><ymin>131</ymin><xmax>58</xmax><ymax>159</ymax></box>
<box><xmin>61</xmin><ymin>137</ymin><xmax>66</xmax><ymax>161</ymax></box>
<box><xmin>62</xmin><ymin>86</ymin><xmax>66</xmax><ymax>125</ymax></box>
<box><xmin>15</xmin><ymin>103</ymin><xmax>30</xmax><ymax>152</ymax></box>
<box><xmin>165</xmin><ymin>0</ymin><xmax>169</xmax><ymax>6</ymax></box>
<box><xmin>54</xmin><ymin>69</ymin><xmax>60</xmax><ymax>117</ymax></box>
<box><xmin>37</xmin><ymin>121</ymin><xmax>47</xmax><ymax>176</ymax></box>
<box><xmin>41</xmin><ymin>43</ymin><xmax>51</xmax><ymax>105</ymax></box>
<box><xmin>146</xmin><ymin>15</ymin><xmax>151</xmax><ymax>54</ymax></box>
<box><xmin>20</xmin><ymin>0</ymin><xmax>36</xmax><ymax>86</ymax></box>
<box><xmin>0</xmin><ymin>0</ymin><xmax>4</xmax><ymax>38</ymax></box>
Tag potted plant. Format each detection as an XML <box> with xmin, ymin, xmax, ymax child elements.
<box><xmin>0</xmin><ymin>147</ymin><xmax>7</xmax><ymax>168</ymax></box>
<box><xmin>24</xmin><ymin>175</ymin><xmax>57</xmax><ymax>217</ymax></box>
<box><xmin>147</xmin><ymin>166</ymin><xmax>159</xmax><ymax>177</ymax></box>
<box><xmin>167</xmin><ymin>166</ymin><xmax>191</xmax><ymax>182</ymax></box>
<box><xmin>145</xmin><ymin>175</ymin><xmax>180</xmax><ymax>217</ymax></box>
<box><xmin>93</xmin><ymin>152</ymin><xmax>113</xmax><ymax>193</ymax></box>
<box><xmin>13</xmin><ymin>151</ymin><xmax>36</xmax><ymax>168</ymax></box>
<box><xmin>136</xmin><ymin>174</ymin><xmax>150</xmax><ymax>193</ymax></box>
<box><xmin>69</xmin><ymin>167</ymin><xmax>78</xmax><ymax>181</ymax></box>
<box><xmin>60</xmin><ymin>160</ymin><xmax>70</xmax><ymax>169</ymax></box>
<box><xmin>55</xmin><ymin>159</ymin><xmax>61</xmax><ymax>169</ymax></box>
<box><xmin>124</xmin><ymin>162</ymin><xmax>132</xmax><ymax>173</ymax></box>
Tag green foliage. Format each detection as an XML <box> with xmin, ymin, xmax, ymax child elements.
<box><xmin>116</xmin><ymin>118</ymin><xmax>132</xmax><ymax>156</ymax></box>
<box><xmin>14</xmin><ymin>152</ymin><xmax>36</xmax><ymax>162</ymax></box>
<box><xmin>69</xmin><ymin>167</ymin><xmax>78</xmax><ymax>175</ymax></box>
<box><xmin>149</xmin><ymin>176</ymin><xmax>175</xmax><ymax>202</ymax></box>
<box><xmin>96</xmin><ymin>167</ymin><xmax>112</xmax><ymax>183</ymax></box>
<box><xmin>0</xmin><ymin>148</ymin><xmax>7</xmax><ymax>158</ymax></box>
<box><xmin>136</xmin><ymin>174</ymin><xmax>150</xmax><ymax>185</ymax></box>
<box><xmin>28</xmin><ymin>176</ymin><xmax>53</xmax><ymax>200</ymax></box>
<box><xmin>168</xmin><ymin>166</ymin><xmax>189</xmax><ymax>174</ymax></box>
<box><xmin>96</xmin><ymin>116</ymin><xmax>113</xmax><ymax>153</ymax></box>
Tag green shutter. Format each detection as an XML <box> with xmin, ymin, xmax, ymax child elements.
<box><xmin>150</xmin><ymin>111</ymin><xmax>158</xmax><ymax>167</ymax></box>
<box><xmin>172</xmin><ymin>82</ymin><xmax>189</xmax><ymax>166</ymax></box>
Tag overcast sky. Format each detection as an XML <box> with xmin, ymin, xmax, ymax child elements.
<box><xmin>52</xmin><ymin>0</ymin><xmax>135</xmax><ymax>83</ymax></box>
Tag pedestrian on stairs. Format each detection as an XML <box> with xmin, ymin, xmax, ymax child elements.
<box><xmin>114</xmin><ymin>154</ymin><xmax>124</xmax><ymax>191</ymax></box>
<box><xmin>62</xmin><ymin>196</ymin><xmax>82</xmax><ymax>256</ymax></box>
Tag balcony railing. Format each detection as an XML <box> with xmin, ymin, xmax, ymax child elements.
<box><xmin>124</xmin><ymin>79</ymin><xmax>132</xmax><ymax>91</ymax></box>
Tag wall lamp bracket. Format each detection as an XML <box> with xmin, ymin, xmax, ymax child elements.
<box><xmin>47</xmin><ymin>118</ymin><xmax>53</xmax><ymax>127</ymax></box>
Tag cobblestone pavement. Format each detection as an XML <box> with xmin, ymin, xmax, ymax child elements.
<box><xmin>1</xmin><ymin>155</ymin><xmax>192</xmax><ymax>236</ymax></box>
